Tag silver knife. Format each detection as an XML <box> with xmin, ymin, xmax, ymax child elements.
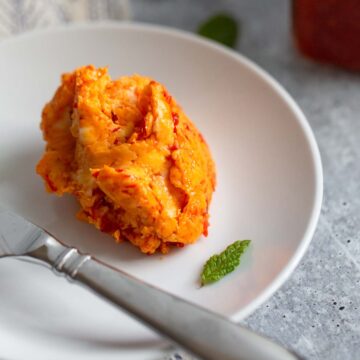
<box><xmin>0</xmin><ymin>209</ymin><xmax>301</xmax><ymax>360</ymax></box>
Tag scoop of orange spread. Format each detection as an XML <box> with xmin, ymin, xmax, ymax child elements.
<box><xmin>36</xmin><ymin>65</ymin><xmax>216</xmax><ymax>254</ymax></box>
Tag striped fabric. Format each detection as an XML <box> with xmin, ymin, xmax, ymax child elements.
<box><xmin>0</xmin><ymin>0</ymin><xmax>130</xmax><ymax>38</ymax></box>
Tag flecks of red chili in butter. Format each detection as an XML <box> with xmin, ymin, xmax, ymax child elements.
<box><xmin>91</xmin><ymin>170</ymin><xmax>100</xmax><ymax>178</ymax></box>
<box><xmin>111</xmin><ymin>112</ymin><xmax>118</xmax><ymax>122</ymax></box>
<box><xmin>169</xmin><ymin>143</ymin><xmax>179</xmax><ymax>151</ymax></box>
<box><xmin>163</xmin><ymin>90</ymin><xmax>172</xmax><ymax>103</ymax></box>
<box><xmin>203</xmin><ymin>218</ymin><xmax>209</xmax><ymax>237</ymax></box>
<box><xmin>166</xmin><ymin>241</ymin><xmax>185</xmax><ymax>248</ymax></box>
<box><xmin>100</xmin><ymin>216</ymin><xmax>118</xmax><ymax>233</ymax></box>
<box><xmin>172</xmin><ymin>112</ymin><xmax>179</xmax><ymax>126</ymax></box>
<box><xmin>45</xmin><ymin>175</ymin><xmax>57</xmax><ymax>192</ymax></box>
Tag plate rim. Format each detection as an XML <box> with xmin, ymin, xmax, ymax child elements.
<box><xmin>0</xmin><ymin>20</ymin><xmax>323</xmax><ymax>323</ymax></box>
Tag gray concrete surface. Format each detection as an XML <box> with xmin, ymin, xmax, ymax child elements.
<box><xmin>131</xmin><ymin>1</ymin><xmax>360</xmax><ymax>359</ymax></box>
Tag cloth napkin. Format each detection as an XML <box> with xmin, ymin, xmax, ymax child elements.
<box><xmin>0</xmin><ymin>0</ymin><xmax>129</xmax><ymax>37</ymax></box>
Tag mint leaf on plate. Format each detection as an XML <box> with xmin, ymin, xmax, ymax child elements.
<box><xmin>201</xmin><ymin>240</ymin><xmax>250</xmax><ymax>286</ymax></box>
<box><xmin>197</xmin><ymin>13</ymin><xmax>238</xmax><ymax>48</ymax></box>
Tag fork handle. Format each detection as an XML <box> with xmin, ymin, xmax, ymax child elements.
<box><xmin>29</xmin><ymin>234</ymin><xmax>300</xmax><ymax>360</ymax></box>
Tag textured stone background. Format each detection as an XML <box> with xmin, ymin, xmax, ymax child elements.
<box><xmin>131</xmin><ymin>1</ymin><xmax>360</xmax><ymax>359</ymax></box>
<box><xmin>1</xmin><ymin>1</ymin><xmax>358</xmax><ymax>359</ymax></box>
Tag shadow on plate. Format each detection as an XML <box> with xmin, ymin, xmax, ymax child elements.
<box><xmin>0</xmin><ymin>257</ymin><xmax>166</xmax><ymax>350</ymax></box>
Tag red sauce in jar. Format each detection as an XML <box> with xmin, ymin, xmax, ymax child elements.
<box><xmin>293</xmin><ymin>0</ymin><xmax>360</xmax><ymax>70</ymax></box>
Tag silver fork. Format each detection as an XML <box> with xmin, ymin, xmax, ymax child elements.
<box><xmin>0</xmin><ymin>209</ymin><xmax>301</xmax><ymax>360</ymax></box>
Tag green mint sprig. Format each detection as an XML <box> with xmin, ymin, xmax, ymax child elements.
<box><xmin>197</xmin><ymin>13</ymin><xmax>239</xmax><ymax>48</ymax></box>
<box><xmin>201</xmin><ymin>240</ymin><xmax>250</xmax><ymax>286</ymax></box>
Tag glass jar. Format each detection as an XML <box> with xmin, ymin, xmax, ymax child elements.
<box><xmin>293</xmin><ymin>0</ymin><xmax>360</xmax><ymax>70</ymax></box>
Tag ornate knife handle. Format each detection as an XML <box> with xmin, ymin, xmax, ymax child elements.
<box><xmin>28</xmin><ymin>234</ymin><xmax>300</xmax><ymax>360</ymax></box>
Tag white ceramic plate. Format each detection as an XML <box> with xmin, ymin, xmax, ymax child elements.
<box><xmin>0</xmin><ymin>22</ymin><xmax>322</xmax><ymax>360</ymax></box>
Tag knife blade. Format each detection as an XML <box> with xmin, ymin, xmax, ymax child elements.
<box><xmin>0</xmin><ymin>209</ymin><xmax>47</xmax><ymax>258</ymax></box>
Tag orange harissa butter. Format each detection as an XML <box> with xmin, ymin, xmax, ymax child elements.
<box><xmin>36</xmin><ymin>65</ymin><xmax>216</xmax><ymax>254</ymax></box>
